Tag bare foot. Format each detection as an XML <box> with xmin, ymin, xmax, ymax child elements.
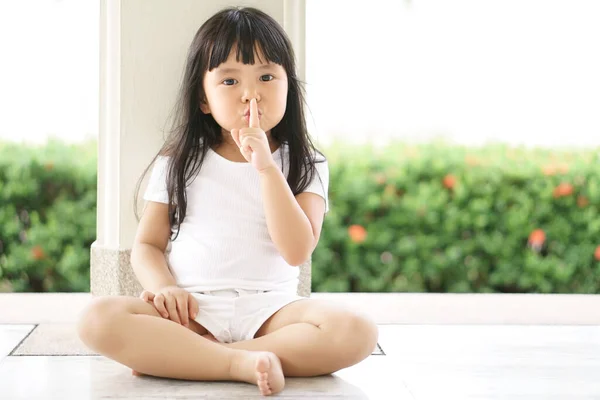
<box><xmin>132</xmin><ymin>332</ymin><xmax>221</xmax><ymax>377</ymax></box>
<box><xmin>232</xmin><ymin>351</ymin><xmax>285</xmax><ymax>396</ymax></box>
<box><xmin>255</xmin><ymin>352</ymin><xmax>285</xmax><ymax>396</ymax></box>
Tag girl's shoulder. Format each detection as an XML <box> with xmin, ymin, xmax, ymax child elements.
<box><xmin>157</xmin><ymin>148</ymin><xmax>174</xmax><ymax>158</ymax></box>
<box><xmin>154</xmin><ymin>154</ymin><xmax>171</xmax><ymax>167</ymax></box>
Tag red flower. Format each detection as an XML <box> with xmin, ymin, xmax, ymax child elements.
<box><xmin>348</xmin><ymin>225</ymin><xmax>367</xmax><ymax>243</ymax></box>
<box><xmin>31</xmin><ymin>245</ymin><xmax>46</xmax><ymax>260</ymax></box>
<box><xmin>528</xmin><ymin>229</ymin><xmax>546</xmax><ymax>252</ymax></box>
<box><xmin>443</xmin><ymin>174</ymin><xmax>457</xmax><ymax>190</ymax></box>
<box><xmin>553</xmin><ymin>182</ymin><xmax>574</xmax><ymax>198</ymax></box>
<box><xmin>595</xmin><ymin>245</ymin><xmax>600</xmax><ymax>261</ymax></box>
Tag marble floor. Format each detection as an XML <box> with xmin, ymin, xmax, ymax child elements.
<box><xmin>1</xmin><ymin>293</ymin><xmax>599</xmax><ymax>399</ymax></box>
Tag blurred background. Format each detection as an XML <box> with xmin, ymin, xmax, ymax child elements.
<box><xmin>0</xmin><ymin>0</ymin><xmax>599</xmax><ymax>293</ymax></box>
<box><xmin>2</xmin><ymin>0</ymin><xmax>599</xmax><ymax>147</ymax></box>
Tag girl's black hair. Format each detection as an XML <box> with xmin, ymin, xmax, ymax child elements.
<box><xmin>134</xmin><ymin>6</ymin><xmax>326</xmax><ymax>240</ymax></box>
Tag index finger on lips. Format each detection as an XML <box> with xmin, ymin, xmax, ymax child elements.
<box><xmin>249</xmin><ymin>98</ymin><xmax>260</xmax><ymax>129</ymax></box>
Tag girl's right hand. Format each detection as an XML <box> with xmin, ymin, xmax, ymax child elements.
<box><xmin>140</xmin><ymin>286</ymin><xmax>199</xmax><ymax>328</ymax></box>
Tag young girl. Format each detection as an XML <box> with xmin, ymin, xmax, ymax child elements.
<box><xmin>77</xmin><ymin>6</ymin><xmax>378</xmax><ymax>397</ymax></box>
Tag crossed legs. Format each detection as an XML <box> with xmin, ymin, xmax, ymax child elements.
<box><xmin>77</xmin><ymin>295</ymin><xmax>378</xmax><ymax>396</ymax></box>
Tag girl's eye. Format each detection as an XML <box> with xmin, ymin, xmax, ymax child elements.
<box><xmin>222</xmin><ymin>75</ymin><xmax>273</xmax><ymax>85</ymax></box>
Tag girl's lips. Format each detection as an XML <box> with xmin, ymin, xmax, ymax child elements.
<box><xmin>244</xmin><ymin>114</ymin><xmax>261</xmax><ymax>122</ymax></box>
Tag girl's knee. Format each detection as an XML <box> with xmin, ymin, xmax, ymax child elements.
<box><xmin>77</xmin><ymin>296</ymin><xmax>128</xmax><ymax>350</ymax></box>
<box><xmin>352</xmin><ymin>314</ymin><xmax>379</xmax><ymax>351</ymax></box>
<box><xmin>333</xmin><ymin>313</ymin><xmax>379</xmax><ymax>362</ymax></box>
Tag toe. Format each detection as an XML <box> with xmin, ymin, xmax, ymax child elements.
<box><xmin>258</xmin><ymin>380</ymin><xmax>270</xmax><ymax>395</ymax></box>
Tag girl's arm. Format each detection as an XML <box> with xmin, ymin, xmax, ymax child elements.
<box><xmin>130</xmin><ymin>202</ymin><xmax>177</xmax><ymax>291</ymax></box>
<box><xmin>259</xmin><ymin>166</ymin><xmax>325</xmax><ymax>266</ymax></box>
<box><xmin>131</xmin><ymin>243</ymin><xmax>177</xmax><ymax>292</ymax></box>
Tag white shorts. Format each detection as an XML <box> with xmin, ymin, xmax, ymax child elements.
<box><xmin>189</xmin><ymin>288</ymin><xmax>305</xmax><ymax>343</ymax></box>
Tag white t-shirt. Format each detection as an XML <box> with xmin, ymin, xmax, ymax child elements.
<box><xmin>143</xmin><ymin>143</ymin><xmax>329</xmax><ymax>294</ymax></box>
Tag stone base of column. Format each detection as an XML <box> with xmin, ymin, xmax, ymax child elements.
<box><xmin>90</xmin><ymin>242</ymin><xmax>312</xmax><ymax>298</ymax></box>
<box><xmin>90</xmin><ymin>243</ymin><xmax>143</xmax><ymax>297</ymax></box>
<box><xmin>297</xmin><ymin>260</ymin><xmax>312</xmax><ymax>298</ymax></box>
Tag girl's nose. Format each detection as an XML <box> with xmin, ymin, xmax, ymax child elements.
<box><xmin>242</xmin><ymin>87</ymin><xmax>260</xmax><ymax>103</ymax></box>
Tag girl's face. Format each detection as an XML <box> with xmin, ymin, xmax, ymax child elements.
<box><xmin>201</xmin><ymin>46</ymin><xmax>288</xmax><ymax>139</ymax></box>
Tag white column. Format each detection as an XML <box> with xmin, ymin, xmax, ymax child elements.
<box><xmin>92</xmin><ymin>0</ymin><xmax>309</xmax><ymax>296</ymax></box>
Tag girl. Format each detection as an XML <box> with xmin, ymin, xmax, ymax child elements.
<box><xmin>77</xmin><ymin>6</ymin><xmax>378</xmax><ymax>397</ymax></box>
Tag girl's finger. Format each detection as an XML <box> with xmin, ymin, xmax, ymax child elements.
<box><xmin>188</xmin><ymin>295</ymin><xmax>199</xmax><ymax>320</ymax></box>
<box><xmin>164</xmin><ymin>295</ymin><xmax>181</xmax><ymax>324</ymax></box>
<box><xmin>240</xmin><ymin>137</ymin><xmax>256</xmax><ymax>155</ymax></box>
<box><xmin>249</xmin><ymin>98</ymin><xmax>260</xmax><ymax>129</ymax></box>
<box><xmin>153</xmin><ymin>294</ymin><xmax>169</xmax><ymax>319</ymax></box>
<box><xmin>141</xmin><ymin>290</ymin><xmax>155</xmax><ymax>303</ymax></box>
<box><xmin>176</xmin><ymin>295</ymin><xmax>189</xmax><ymax>327</ymax></box>
<box><xmin>241</xmin><ymin>136</ymin><xmax>261</xmax><ymax>146</ymax></box>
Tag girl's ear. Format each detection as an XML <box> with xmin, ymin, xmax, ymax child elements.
<box><xmin>200</xmin><ymin>101</ymin><xmax>211</xmax><ymax>114</ymax></box>
<box><xmin>200</xmin><ymin>98</ymin><xmax>210</xmax><ymax>114</ymax></box>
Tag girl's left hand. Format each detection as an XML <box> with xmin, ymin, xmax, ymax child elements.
<box><xmin>230</xmin><ymin>98</ymin><xmax>277</xmax><ymax>173</ymax></box>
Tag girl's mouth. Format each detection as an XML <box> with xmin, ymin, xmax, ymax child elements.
<box><xmin>244</xmin><ymin>114</ymin><xmax>261</xmax><ymax>123</ymax></box>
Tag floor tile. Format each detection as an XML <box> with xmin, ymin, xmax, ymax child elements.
<box><xmin>3</xmin><ymin>324</ymin><xmax>598</xmax><ymax>399</ymax></box>
<box><xmin>0</xmin><ymin>354</ymin><xmax>409</xmax><ymax>399</ymax></box>
<box><xmin>0</xmin><ymin>324</ymin><xmax>34</xmax><ymax>359</ymax></box>
<box><xmin>378</xmin><ymin>324</ymin><xmax>600</xmax><ymax>399</ymax></box>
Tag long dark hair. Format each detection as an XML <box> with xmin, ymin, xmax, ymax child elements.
<box><xmin>134</xmin><ymin>6</ymin><xmax>326</xmax><ymax>240</ymax></box>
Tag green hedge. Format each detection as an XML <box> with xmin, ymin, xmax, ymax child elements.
<box><xmin>0</xmin><ymin>140</ymin><xmax>96</xmax><ymax>292</ymax></box>
<box><xmin>312</xmin><ymin>140</ymin><xmax>600</xmax><ymax>293</ymax></box>
<box><xmin>1</xmin><ymin>139</ymin><xmax>599</xmax><ymax>293</ymax></box>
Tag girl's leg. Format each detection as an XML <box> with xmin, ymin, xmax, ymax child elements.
<box><xmin>131</xmin><ymin>315</ymin><xmax>219</xmax><ymax>376</ymax></box>
<box><xmin>222</xmin><ymin>299</ymin><xmax>379</xmax><ymax>377</ymax></box>
<box><xmin>76</xmin><ymin>296</ymin><xmax>284</xmax><ymax>396</ymax></box>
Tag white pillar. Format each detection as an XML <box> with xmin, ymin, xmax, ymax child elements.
<box><xmin>92</xmin><ymin>0</ymin><xmax>309</xmax><ymax>296</ymax></box>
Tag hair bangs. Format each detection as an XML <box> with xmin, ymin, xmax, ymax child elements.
<box><xmin>207</xmin><ymin>10</ymin><xmax>287</xmax><ymax>71</ymax></box>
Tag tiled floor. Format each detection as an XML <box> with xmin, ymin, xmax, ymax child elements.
<box><xmin>379</xmin><ymin>325</ymin><xmax>600</xmax><ymax>399</ymax></box>
<box><xmin>0</xmin><ymin>324</ymin><xmax>34</xmax><ymax>359</ymax></box>
<box><xmin>1</xmin><ymin>324</ymin><xmax>600</xmax><ymax>399</ymax></box>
